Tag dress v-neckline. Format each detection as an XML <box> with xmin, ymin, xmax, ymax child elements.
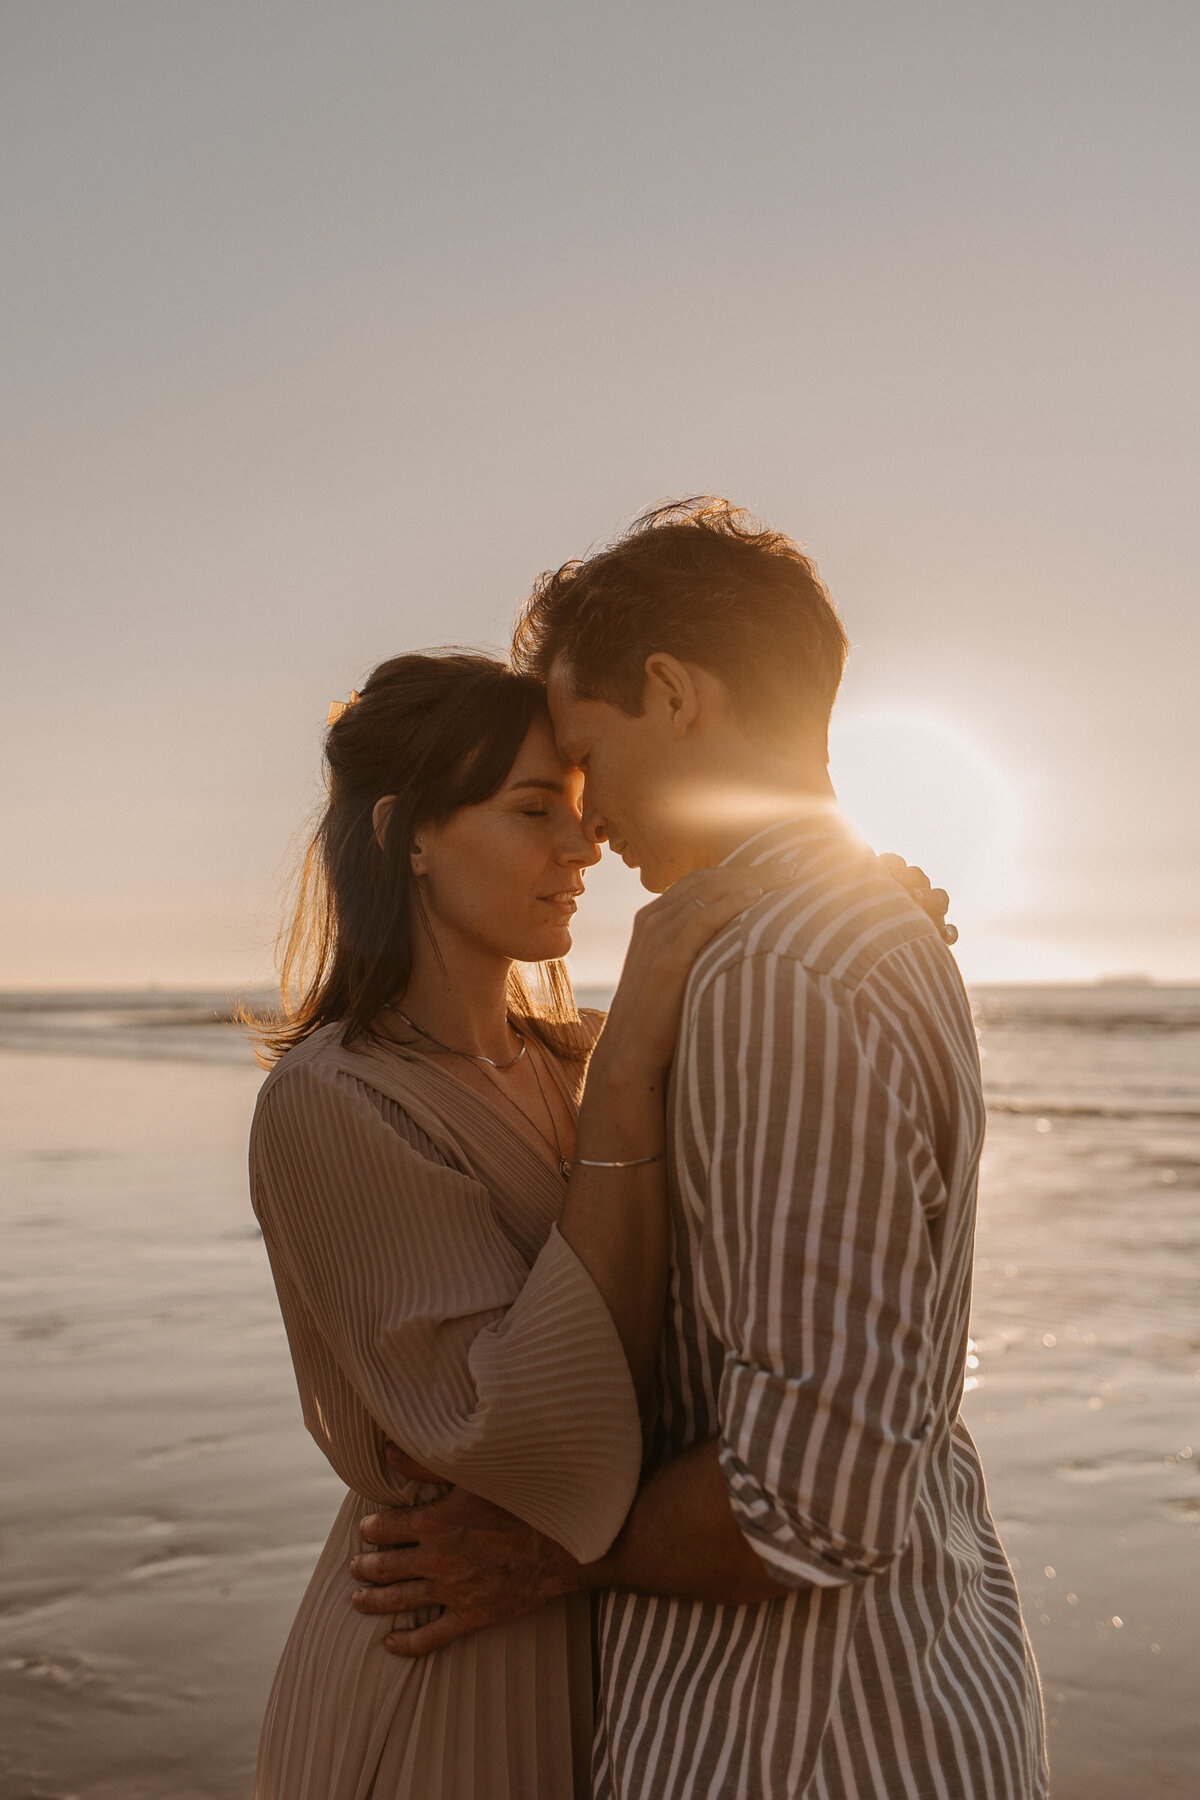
<box><xmin>352</xmin><ymin>1032</ymin><xmax>577</xmax><ymax>1185</ymax></box>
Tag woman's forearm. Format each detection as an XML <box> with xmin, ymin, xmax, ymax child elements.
<box><xmin>556</xmin><ymin>1051</ymin><xmax>669</xmax><ymax>1401</ymax></box>
<box><xmin>555</xmin><ymin>865</ymin><xmax>794</xmax><ymax>1399</ymax></box>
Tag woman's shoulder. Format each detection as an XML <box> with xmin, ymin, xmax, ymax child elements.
<box><xmin>255</xmin><ymin>1021</ymin><xmax>347</xmax><ymax>1105</ymax></box>
<box><xmin>254</xmin><ymin>1023</ymin><xmax>416</xmax><ymax>1133</ymax></box>
<box><xmin>259</xmin><ymin>1019</ymin><xmax>435</xmax><ymax>1093</ymax></box>
<box><xmin>253</xmin><ymin>1024</ymin><xmax>470</xmax><ymax>1175</ymax></box>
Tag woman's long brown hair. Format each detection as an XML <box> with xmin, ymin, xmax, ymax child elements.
<box><xmin>249</xmin><ymin>651</ymin><xmax>582</xmax><ymax>1066</ymax></box>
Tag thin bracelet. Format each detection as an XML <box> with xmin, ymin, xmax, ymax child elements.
<box><xmin>573</xmin><ymin>1151</ymin><xmax>666</xmax><ymax>1169</ymax></box>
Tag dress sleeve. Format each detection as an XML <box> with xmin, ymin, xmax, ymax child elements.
<box><xmin>250</xmin><ymin>1058</ymin><xmax>643</xmax><ymax>1561</ymax></box>
<box><xmin>684</xmin><ymin>952</ymin><xmax>946</xmax><ymax>1589</ymax></box>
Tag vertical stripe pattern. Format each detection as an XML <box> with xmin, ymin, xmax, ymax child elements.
<box><xmin>593</xmin><ymin>817</ymin><xmax>1047</xmax><ymax>1800</ymax></box>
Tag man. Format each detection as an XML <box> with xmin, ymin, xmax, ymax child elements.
<box><xmin>352</xmin><ymin>499</ymin><xmax>1047</xmax><ymax>1798</ymax></box>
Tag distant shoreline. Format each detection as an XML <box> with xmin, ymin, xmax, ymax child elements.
<box><xmin>2</xmin><ymin>976</ymin><xmax>1197</xmax><ymax>1008</ymax></box>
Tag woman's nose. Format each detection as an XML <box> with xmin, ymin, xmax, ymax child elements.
<box><xmin>558</xmin><ymin>820</ymin><xmax>602</xmax><ymax>868</ymax></box>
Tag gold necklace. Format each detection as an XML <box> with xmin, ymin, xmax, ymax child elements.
<box><xmin>392</xmin><ymin>1006</ymin><xmax>570</xmax><ymax>1178</ymax></box>
<box><xmin>477</xmin><ymin>1040</ymin><xmax>571</xmax><ymax>1181</ymax></box>
<box><xmin>390</xmin><ymin>1007</ymin><xmax>527</xmax><ymax>1070</ymax></box>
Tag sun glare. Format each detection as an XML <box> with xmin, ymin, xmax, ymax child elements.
<box><xmin>829</xmin><ymin>713</ymin><xmax>1023</xmax><ymax>917</ymax></box>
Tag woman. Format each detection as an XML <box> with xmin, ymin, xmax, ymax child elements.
<box><xmin>249</xmin><ymin>651</ymin><xmax>793</xmax><ymax>1799</ymax></box>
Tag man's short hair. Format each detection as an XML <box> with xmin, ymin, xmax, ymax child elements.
<box><xmin>512</xmin><ymin>496</ymin><xmax>848</xmax><ymax>755</ymax></box>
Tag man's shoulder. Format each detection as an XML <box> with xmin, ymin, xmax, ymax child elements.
<box><xmin>679</xmin><ymin>835</ymin><xmax>982</xmax><ymax>1130</ymax></box>
<box><xmin>689</xmin><ymin>833</ymin><xmax>952</xmax><ymax>1004</ymax></box>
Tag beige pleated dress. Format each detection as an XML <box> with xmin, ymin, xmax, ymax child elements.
<box><xmin>248</xmin><ymin>1019</ymin><xmax>644</xmax><ymax>1800</ymax></box>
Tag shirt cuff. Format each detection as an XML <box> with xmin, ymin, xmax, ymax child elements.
<box><xmin>719</xmin><ymin>1442</ymin><xmax>867</xmax><ymax>1590</ymax></box>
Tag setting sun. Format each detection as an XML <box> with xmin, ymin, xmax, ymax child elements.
<box><xmin>829</xmin><ymin>712</ymin><xmax>1023</xmax><ymax>917</ymax></box>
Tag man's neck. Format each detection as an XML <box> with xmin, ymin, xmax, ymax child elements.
<box><xmin>681</xmin><ymin>770</ymin><xmax>839</xmax><ymax>870</ymax></box>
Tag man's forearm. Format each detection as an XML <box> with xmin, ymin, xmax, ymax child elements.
<box><xmin>580</xmin><ymin>1436</ymin><xmax>790</xmax><ymax>1605</ymax></box>
<box><xmin>351</xmin><ymin>1437</ymin><xmax>791</xmax><ymax>1655</ymax></box>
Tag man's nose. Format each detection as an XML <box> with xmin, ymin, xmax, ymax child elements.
<box><xmin>581</xmin><ymin>800</ymin><xmax>609</xmax><ymax>847</ymax></box>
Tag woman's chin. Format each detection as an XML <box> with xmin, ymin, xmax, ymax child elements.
<box><xmin>513</xmin><ymin>927</ymin><xmax>572</xmax><ymax>964</ymax></box>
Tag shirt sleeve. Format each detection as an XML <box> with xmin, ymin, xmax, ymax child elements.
<box><xmin>250</xmin><ymin>1058</ymin><xmax>643</xmax><ymax>1561</ymax></box>
<box><xmin>684</xmin><ymin>952</ymin><xmax>947</xmax><ymax>1589</ymax></box>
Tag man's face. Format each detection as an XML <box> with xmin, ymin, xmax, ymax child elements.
<box><xmin>546</xmin><ymin>662</ymin><xmax>696</xmax><ymax>891</ymax></box>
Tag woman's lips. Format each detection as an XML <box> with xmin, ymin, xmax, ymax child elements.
<box><xmin>539</xmin><ymin>891</ymin><xmax>581</xmax><ymax>915</ymax></box>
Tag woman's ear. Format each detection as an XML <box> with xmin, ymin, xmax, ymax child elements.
<box><xmin>372</xmin><ymin>795</ymin><xmax>396</xmax><ymax>851</ymax></box>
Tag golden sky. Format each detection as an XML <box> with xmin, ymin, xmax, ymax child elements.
<box><xmin>3</xmin><ymin>2</ymin><xmax>1196</xmax><ymax>988</ymax></box>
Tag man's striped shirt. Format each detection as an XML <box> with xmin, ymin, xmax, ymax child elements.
<box><xmin>593</xmin><ymin>815</ymin><xmax>1047</xmax><ymax>1800</ymax></box>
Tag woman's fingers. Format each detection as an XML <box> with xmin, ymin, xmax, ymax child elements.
<box><xmin>668</xmin><ymin>858</ymin><xmax>796</xmax><ymax>905</ymax></box>
<box><xmin>878</xmin><ymin>854</ymin><xmax>955</xmax><ymax>937</ymax></box>
<box><xmin>612</xmin><ymin>863</ymin><xmax>797</xmax><ymax>1001</ymax></box>
<box><xmin>675</xmin><ymin>881</ymin><xmax>768</xmax><ymax>937</ymax></box>
<box><xmin>601</xmin><ymin>859</ymin><xmax>800</xmax><ymax>1073</ymax></box>
<box><xmin>653</xmin><ymin>862</ymin><xmax>796</xmax><ymax>943</ymax></box>
<box><xmin>641</xmin><ymin>861</ymin><xmax>794</xmax><ymax>935</ymax></box>
<box><xmin>879</xmin><ymin>854</ymin><xmax>930</xmax><ymax>892</ymax></box>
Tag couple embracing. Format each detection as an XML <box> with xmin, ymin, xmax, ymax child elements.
<box><xmin>249</xmin><ymin>499</ymin><xmax>1047</xmax><ymax>1799</ymax></box>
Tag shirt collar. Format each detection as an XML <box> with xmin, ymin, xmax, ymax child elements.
<box><xmin>718</xmin><ymin>802</ymin><xmax>860</xmax><ymax>872</ymax></box>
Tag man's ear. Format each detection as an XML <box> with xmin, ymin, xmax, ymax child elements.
<box><xmin>642</xmin><ymin>653</ymin><xmax>701</xmax><ymax>738</ymax></box>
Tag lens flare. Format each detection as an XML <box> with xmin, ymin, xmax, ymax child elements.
<box><xmin>829</xmin><ymin>712</ymin><xmax>1023</xmax><ymax>917</ymax></box>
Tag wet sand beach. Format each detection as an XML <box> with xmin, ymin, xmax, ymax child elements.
<box><xmin>1</xmin><ymin>992</ymin><xmax>1197</xmax><ymax>1798</ymax></box>
<box><xmin>0</xmin><ymin>1047</ymin><xmax>338</xmax><ymax>1800</ymax></box>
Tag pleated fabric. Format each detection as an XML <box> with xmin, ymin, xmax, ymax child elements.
<box><xmin>249</xmin><ymin>1023</ymin><xmax>643</xmax><ymax>1800</ymax></box>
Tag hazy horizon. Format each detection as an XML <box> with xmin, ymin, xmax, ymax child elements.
<box><xmin>4</xmin><ymin>3</ymin><xmax>1197</xmax><ymax>990</ymax></box>
<box><xmin>1</xmin><ymin>972</ymin><xmax>1195</xmax><ymax>1002</ymax></box>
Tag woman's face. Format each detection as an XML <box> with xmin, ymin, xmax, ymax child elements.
<box><xmin>412</xmin><ymin>713</ymin><xmax>600</xmax><ymax>966</ymax></box>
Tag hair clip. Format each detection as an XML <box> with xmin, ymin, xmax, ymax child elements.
<box><xmin>325</xmin><ymin>690</ymin><xmax>361</xmax><ymax>727</ymax></box>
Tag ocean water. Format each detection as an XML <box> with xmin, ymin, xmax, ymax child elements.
<box><xmin>5</xmin><ymin>977</ymin><xmax>1194</xmax><ymax>1421</ymax></box>
<box><xmin>3</xmin><ymin>979</ymin><xmax>1195</xmax><ymax>1367</ymax></box>
<box><xmin>967</xmin><ymin>983</ymin><xmax>1200</xmax><ymax>1365</ymax></box>
<box><xmin>0</xmin><ymin>990</ymin><xmax>276</xmax><ymax>1066</ymax></box>
<box><xmin>4</xmin><ymin>979</ymin><xmax>1197</xmax><ymax>1112</ymax></box>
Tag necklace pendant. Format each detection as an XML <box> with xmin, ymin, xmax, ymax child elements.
<box><xmin>559</xmin><ymin>1156</ymin><xmax>572</xmax><ymax>1180</ymax></box>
